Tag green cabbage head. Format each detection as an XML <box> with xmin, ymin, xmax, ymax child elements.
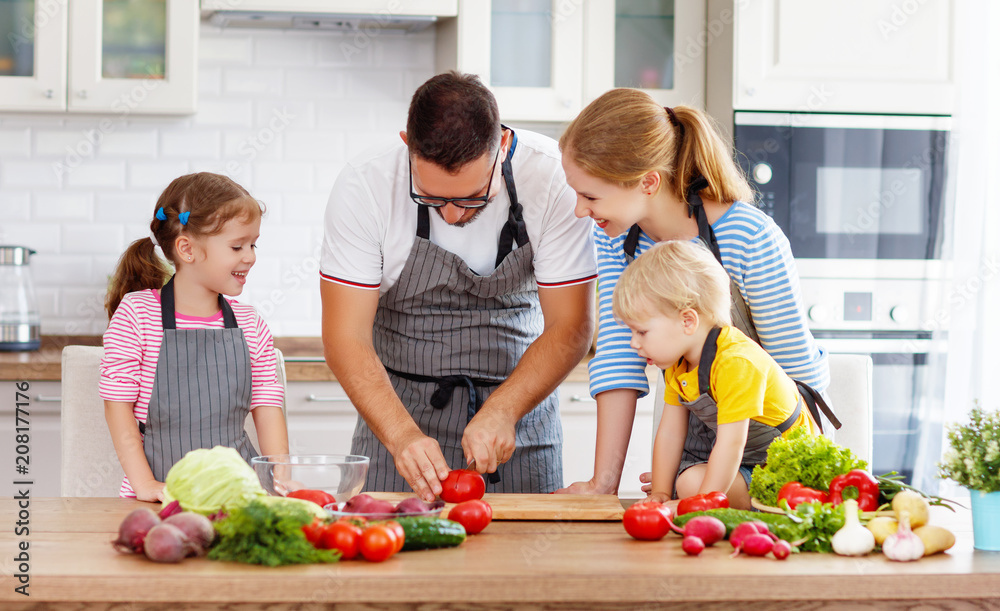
<box><xmin>162</xmin><ymin>446</ymin><xmax>266</xmax><ymax>514</ymax></box>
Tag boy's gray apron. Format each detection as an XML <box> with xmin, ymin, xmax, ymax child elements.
<box><xmin>624</xmin><ymin>177</ymin><xmax>840</xmax><ymax>433</ymax></box>
<box><xmin>353</xmin><ymin>130</ymin><xmax>563</xmax><ymax>493</ymax></box>
<box><xmin>676</xmin><ymin>327</ymin><xmax>806</xmax><ymax>478</ymax></box>
<box><xmin>140</xmin><ymin>276</ymin><xmax>256</xmax><ymax>481</ymax></box>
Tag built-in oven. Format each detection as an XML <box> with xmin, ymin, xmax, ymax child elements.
<box><xmin>733</xmin><ymin>113</ymin><xmax>952</xmax><ymax>490</ymax></box>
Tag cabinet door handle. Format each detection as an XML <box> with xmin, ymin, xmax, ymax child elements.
<box><xmin>306</xmin><ymin>394</ymin><xmax>352</xmax><ymax>403</ymax></box>
<box><xmin>35</xmin><ymin>395</ymin><xmax>62</xmax><ymax>402</ymax></box>
<box><xmin>569</xmin><ymin>395</ymin><xmax>596</xmax><ymax>403</ymax></box>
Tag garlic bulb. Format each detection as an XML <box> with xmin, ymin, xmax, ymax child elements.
<box><xmin>882</xmin><ymin>511</ymin><xmax>925</xmax><ymax>562</ymax></box>
<box><xmin>831</xmin><ymin>499</ymin><xmax>876</xmax><ymax>556</ymax></box>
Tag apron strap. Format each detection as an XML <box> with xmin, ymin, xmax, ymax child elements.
<box><xmin>623</xmin><ymin>224</ymin><xmax>642</xmax><ymax>262</ymax></box>
<box><xmin>384</xmin><ymin>366</ymin><xmax>503</xmax><ymax>484</ymax></box>
<box><xmin>774</xmin><ymin>396</ymin><xmax>804</xmax><ymax>434</ymax></box>
<box><xmin>696</xmin><ymin>327</ymin><xmax>722</xmax><ymax>400</ymax></box>
<box><xmin>159</xmin><ymin>276</ymin><xmax>238</xmax><ymax>330</ymax></box>
<box><xmin>795</xmin><ymin>381</ymin><xmax>842</xmax><ymax>434</ymax></box>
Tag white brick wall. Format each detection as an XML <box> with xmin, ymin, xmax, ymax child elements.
<box><xmin>0</xmin><ymin>26</ymin><xmax>437</xmax><ymax>337</ymax></box>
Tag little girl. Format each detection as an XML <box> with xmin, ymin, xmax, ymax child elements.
<box><xmin>100</xmin><ymin>172</ymin><xmax>287</xmax><ymax>501</ymax></box>
<box><xmin>613</xmin><ymin>240</ymin><xmax>818</xmax><ymax>510</ymax></box>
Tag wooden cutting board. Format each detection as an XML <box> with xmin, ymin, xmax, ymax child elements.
<box><xmin>368</xmin><ymin>492</ymin><xmax>625</xmax><ymax>521</ymax></box>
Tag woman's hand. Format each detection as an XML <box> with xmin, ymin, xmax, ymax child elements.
<box><xmin>132</xmin><ymin>479</ymin><xmax>165</xmax><ymax>503</ymax></box>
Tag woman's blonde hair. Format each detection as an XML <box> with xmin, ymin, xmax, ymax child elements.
<box><xmin>613</xmin><ymin>240</ymin><xmax>732</xmax><ymax>328</ymax></box>
<box><xmin>105</xmin><ymin>173</ymin><xmax>262</xmax><ymax>319</ymax></box>
<box><xmin>559</xmin><ymin>88</ymin><xmax>754</xmax><ymax>204</ymax></box>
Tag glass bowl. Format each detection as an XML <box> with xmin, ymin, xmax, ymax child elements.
<box><xmin>251</xmin><ymin>454</ymin><xmax>369</xmax><ymax>502</ymax></box>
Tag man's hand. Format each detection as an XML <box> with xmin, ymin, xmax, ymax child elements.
<box><xmin>555</xmin><ymin>479</ymin><xmax>615</xmax><ymax>495</ymax></box>
<box><xmin>391</xmin><ymin>430</ymin><xmax>451</xmax><ymax>502</ymax></box>
<box><xmin>461</xmin><ymin>406</ymin><xmax>517</xmax><ymax>475</ymax></box>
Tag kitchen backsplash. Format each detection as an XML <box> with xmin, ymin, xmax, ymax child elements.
<box><xmin>0</xmin><ymin>24</ymin><xmax>437</xmax><ymax>337</ymax></box>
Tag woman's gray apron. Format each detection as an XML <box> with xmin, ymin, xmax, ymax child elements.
<box><xmin>353</xmin><ymin>130</ymin><xmax>563</xmax><ymax>493</ymax></box>
<box><xmin>623</xmin><ymin>177</ymin><xmax>839</xmax><ymax>433</ymax></box>
<box><xmin>676</xmin><ymin>327</ymin><xmax>805</xmax><ymax>476</ymax></box>
<box><xmin>140</xmin><ymin>276</ymin><xmax>256</xmax><ymax>481</ymax></box>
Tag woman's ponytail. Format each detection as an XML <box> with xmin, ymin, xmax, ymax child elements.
<box><xmin>105</xmin><ymin>237</ymin><xmax>171</xmax><ymax>319</ymax></box>
<box><xmin>670</xmin><ymin>106</ymin><xmax>754</xmax><ymax>205</ymax></box>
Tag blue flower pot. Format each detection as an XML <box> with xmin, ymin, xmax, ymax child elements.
<box><xmin>969</xmin><ymin>489</ymin><xmax>1000</xmax><ymax>551</ymax></box>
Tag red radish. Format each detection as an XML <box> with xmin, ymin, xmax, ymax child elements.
<box><xmin>729</xmin><ymin>521</ymin><xmax>770</xmax><ymax>549</ymax></box>
<box><xmin>682</xmin><ymin>536</ymin><xmax>706</xmax><ymax>556</ymax></box>
<box><xmin>666</xmin><ymin>514</ymin><xmax>727</xmax><ymax>546</ymax></box>
<box><xmin>142</xmin><ymin>523</ymin><xmax>201</xmax><ymax>563</ymax></box>
<box><xmin>772</xmin><ymin>539</ymin><xmax>792</xmax><ymax>560</ymax></box>
<box><xmin>112</xmin><ymin>508</ymin><xmax>161</xmax><ymax>554</ymax></box>
<box><xmin>163</xmin><ymin>512</ymin><xmax>216</xmax><ymax>553</ymax></box>
<box><xmin>732</xmin><ymin>533</ymin><xmax>775</xmax><ymax>558</ymax></box>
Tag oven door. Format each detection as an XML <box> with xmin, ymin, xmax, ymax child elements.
<box><xmin>817</xmin><ymin>333</ymin><xmax>944</xmax><ymax>484</ymax></box>
<box><xmin>734</xmin><ymin>113</ymin><xmax>950</xmax><ymax>260</ymax></box>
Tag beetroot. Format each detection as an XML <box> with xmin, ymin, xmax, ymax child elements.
<box><xmin>667</xmin><ymin>515</ymin><xmax>726</xmax><ymax>546</ymax></box>
<box><xmin>164</xmin><ymin>512</ymin><xmax>216</xmax><ymax>553</ymax></box>
<box><xmin>112</xmin><ymin>508</ymin><xmax>161</xmax><ymax>554</ymax></box>
<box><xmin>682</xmin><ymin>536</ymin><xmax>706</xmax><ymax>556</ymax></box>
<box><xmin>158</xmin><ymin>500</ymin><xmax>182</xmax><ymax>519</ymax></box>
<box><xmin>143</xmin><ymin>523</ymin><xmax>200</xmax><ymax>563</ymax></box>
<box><xmin>341</xmin><ymin>494</ymin><xmax>396</xmax><ymax>516</ymax></box>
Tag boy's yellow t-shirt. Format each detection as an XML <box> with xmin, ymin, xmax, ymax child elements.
<box><xmin>662</xmin><ymin>326</ymin><xmax>814</xmax><ymax>435</ymax></box>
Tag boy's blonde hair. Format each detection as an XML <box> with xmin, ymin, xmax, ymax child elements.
<box><xmin>613</xmin><ymin>240</ymin><xmax>733</xmax><ymax>327</ymax></box>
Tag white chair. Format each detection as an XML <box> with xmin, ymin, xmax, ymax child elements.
<box><xmin>649</xmin><ymin>353</ymin><xmax>874</xmax><ymax>466</ymax></box>
<box><xmin>60</xmin><ymin>345</ymin><xmax>288</xmax><ymax>497</ymax></box>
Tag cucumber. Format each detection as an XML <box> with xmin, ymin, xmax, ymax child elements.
<box><xmin>674</xmin><ymin>508</ymin><xmax>796</xmax><ymax>538</ymax></box>
<box><xmin>395</xmin><ymin>516</ymin><xmax>466</xmax><ymax>551</ymax></box>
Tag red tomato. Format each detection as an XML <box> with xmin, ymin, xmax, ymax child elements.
<box><xmin>440</xmin><ymin>469</ymin><xmax>486</xmax><ymax>503</ymax></box>
<box><xmin>320</xmin><ymin>522</ymin><xmax>362</xmax><ymax>560</ymax></box>
<box><xmin>448</xmin><ymin>500</ymin><xmax>493</xmax><ymax>535</ymax></box>
<box><xmin>287</xmin><ymin>489</ymin><xmax>337</xmax><ymax>508</ymax></box>
<box><xmin>382</xmin><ymin>520</ymin><xmax>406</xmax><ymax>554</ymax></box>
<box><xmin>622</xmin><ymin>502</ymin><xmax>672</xmax><ymax>541</ymax></box>
<box><xmin>359</xmin><ymin>524</ymin><xmax>399</xmax><ymax>562</ymax></box>
<box><xmin>301</xmin><ymin>518</ymin><xmax>326</xmax><ymax>546</ymax></box>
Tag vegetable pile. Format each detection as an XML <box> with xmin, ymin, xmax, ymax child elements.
<box><xmin>112</xmin><ymin>501</ymin><xmax>216</xmax><ymax>563</ymax></box>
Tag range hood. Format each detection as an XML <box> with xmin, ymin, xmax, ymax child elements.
<box><xmin>201</xmin><ymin>0</ymin><xmax>457</xmax><ymax>34</ymax></box>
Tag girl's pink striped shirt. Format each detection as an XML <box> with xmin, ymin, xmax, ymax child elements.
<box><xmin>99</xmin><ymin>288</ymin><xmax>283</xmax><ymax>497</ymax></box>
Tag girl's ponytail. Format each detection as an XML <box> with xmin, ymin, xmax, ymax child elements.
<box><xmin>105</xmin><ymin>236</ymin><xmax>171</xmax><ymax>319</ymax></box>
<box><xmin>560</xmin><ymin>89</ymin><xmax>754</xmax><ymax>206</ymax></box>
<box><xmin>670</xmin><ymin>106</ymin><xmax>754</xmax><ymax>205</ymax></box>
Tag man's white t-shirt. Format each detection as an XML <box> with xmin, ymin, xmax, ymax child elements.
<box><xmin>320</xmin><ymin>129</ymin><xmax>597</xmax><ymax>291</ymax></box>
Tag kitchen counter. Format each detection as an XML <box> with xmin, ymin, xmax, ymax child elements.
<box><xmin>0</xmin><ymin>336</ymin><xmax>593</xmax><ymax>383</ymax></box>
<box><xmin>1</xmin><ymin>498</ymin><xmax>997</xmax><ymax>609</ymax></box>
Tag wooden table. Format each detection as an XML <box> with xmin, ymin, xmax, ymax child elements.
<box><xmin>1</xmin><ymin>498</ymin><xmax>998</xmax><ymax>610</ymax></box>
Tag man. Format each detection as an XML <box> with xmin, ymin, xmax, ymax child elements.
<box><xmin>320</xmin><ymin>72</ymin><xmax>597</xmax><ymax>500</ymax></box>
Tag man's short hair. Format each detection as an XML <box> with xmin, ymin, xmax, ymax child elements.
<box><xmin>406</xmin><ymin>71</ymin><xmax>501</xmax><ymax>173</ymax></box>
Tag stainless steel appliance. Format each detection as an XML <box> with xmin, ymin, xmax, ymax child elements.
<box><xmin>733</xmin><ymin>113</ymin><xmax>952</xmax><ymax>489</ymax></box>
<box><xmin>0</xmin><ymin>245</ymin><xmax>41</xmax><ymax>351</ymax></box>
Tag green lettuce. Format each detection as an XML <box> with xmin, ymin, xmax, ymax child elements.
<box><xmin>749</xmin><ymin>427</ymin><xmax>868</xmax><ymax>506</ymax></box>
<box><xmin>162</xmin><ymin>446</ymin><xmax>266</xmax><ymax>514</ymax></box>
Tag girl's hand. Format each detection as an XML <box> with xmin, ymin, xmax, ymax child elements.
<box><xmin>132</xmin><ymin>479</ymin><xmax>166</xmax><ymax>503</ymax></box>
<box><xmin>639</xmin><ymin>491</ymin><xmax>671</xmax><ymax>505</ymax></box>
<box><xmin>639</xmin><ymin>470</ymin><xmax>652</xmax><ymax>494</ymax></box>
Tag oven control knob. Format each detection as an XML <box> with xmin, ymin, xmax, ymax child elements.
<box><xmin>808</xmin><ymin>304</ymin><xmax>830</xmax><ymax>323</ymax></box>
<box><xmin>752</xmin><ymin>163</ymin><xmax>773</xmax><ymax>185</ymax></box>
<box><xmin>890</xmin><ymin>306</ymin><xmax>909</xmax><ymax>324</ymax></box>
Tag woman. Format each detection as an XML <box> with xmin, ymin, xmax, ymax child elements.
<box><xmin>556</xmin><ymin>88</ymin><xmax>829</xmax><ymax>495</ymax></box>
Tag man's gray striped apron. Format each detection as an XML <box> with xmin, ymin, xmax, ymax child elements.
<box><xmin>352</xmin><ymin>130</ymin><xmax>563</xmax><ymax>493</ymax></box>
<box><xmin>140</xmin><ymin>276</ymin><xmax>256</xmax><ymax>481</ymax></box>
<box><xmin>676</xmin><ymin>327</ymin><xmax>805</xmax><ymax>478</ymax></box>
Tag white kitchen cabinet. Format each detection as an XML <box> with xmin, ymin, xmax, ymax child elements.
<box><xmin>583</xmin><ymin>0</ymin><xmax>707</xmax><ymax>109</ymax></box>
<box><xmin>0</xmin><ymin>0</ymin><xmax>199</xmax><ymax>114</ymax></box>
<box><xmin>733</xmin><ymin>0</ymin><xmax>955</xmax><ymax>115</ymax></box>
<box><xmin>0</xmin><ymin>381</ymin><xmax>63</xmax><ymax>499</ymax></box>
<box><xmin>283</xmin><ymin>381</ymin><xmax>360</xmax><ymax>456</ymax></box>
<box><xmin>200</xmin><ymin>0</ymin><xmax>458</xmax><ymax>15</ymax></box>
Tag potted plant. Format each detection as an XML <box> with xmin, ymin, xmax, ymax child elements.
<box><xmin>938</xmin><ymin>402</ymin><xmax>1000</xmax><ymax>551</ymax></box>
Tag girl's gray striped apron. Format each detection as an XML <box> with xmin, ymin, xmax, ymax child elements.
<box><xmin>140</xmin><ymin>276</ymin><xmax>256</xmax><ymax>481</ymax></box>
<box><xmin>352</xmin><ymin>130</ymin><xmax>563</xmax><ymax>493</ymax></box>
<box><xmin>676</xmin><ymin>327</ymin><xmax>805</xmax><ymax>477</ymax></box>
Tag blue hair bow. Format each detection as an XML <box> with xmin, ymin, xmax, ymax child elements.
<box><xmin>178</xmin><ymin>211</ymin><xmax>190</xmax><ymax>226</ymax></box>
<box><xmin>155</xmin><ymin>207</ymin><xmax>167</xmax><ymax>221</ymax></box>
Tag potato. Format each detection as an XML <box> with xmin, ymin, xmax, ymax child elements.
<box><xmin>891</xmin><ymin>490</ymin><xmax>930</xmax><ymax>528</ymax></box>
<box><xmin>914</xmin><ymin>525</ymin><xmax>956</xmax><ymax>556</ymax></box>
<box><xmin>866</xmin><ymin>516</ymin><xmax>898</xmax><ymax>545</ymax></box>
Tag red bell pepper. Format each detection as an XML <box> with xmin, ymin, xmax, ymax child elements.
<box><xmin>828</xmin><ymin>469</ymin><xmax>881</xmax><ymax>512</ymax></box>
<box><xmin>676</xmin><ymin>491</ymin><xmax>729</xmax><ymax>516</ymax></box>
<box><xmin>777</xmin><ymin>482</ymin><xmax>830</xmax><ymax>509</ymax></box>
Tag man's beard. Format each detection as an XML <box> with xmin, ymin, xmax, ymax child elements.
<box><xmin>434</xmin><ymin>203</ymin><xmax>488</xmax><ymax>227</ymax></box>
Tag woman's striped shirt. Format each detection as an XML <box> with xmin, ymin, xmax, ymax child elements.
<box><xmin>588</xmin><ymin>201</ymin><xmax>829</xmax><ymax>398</ymax></box>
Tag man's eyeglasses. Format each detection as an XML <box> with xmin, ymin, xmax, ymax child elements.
<box><xmin>408</xmin><ymin>144</ymin><xmax>502</xmax><ymax>209</ymax></box>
